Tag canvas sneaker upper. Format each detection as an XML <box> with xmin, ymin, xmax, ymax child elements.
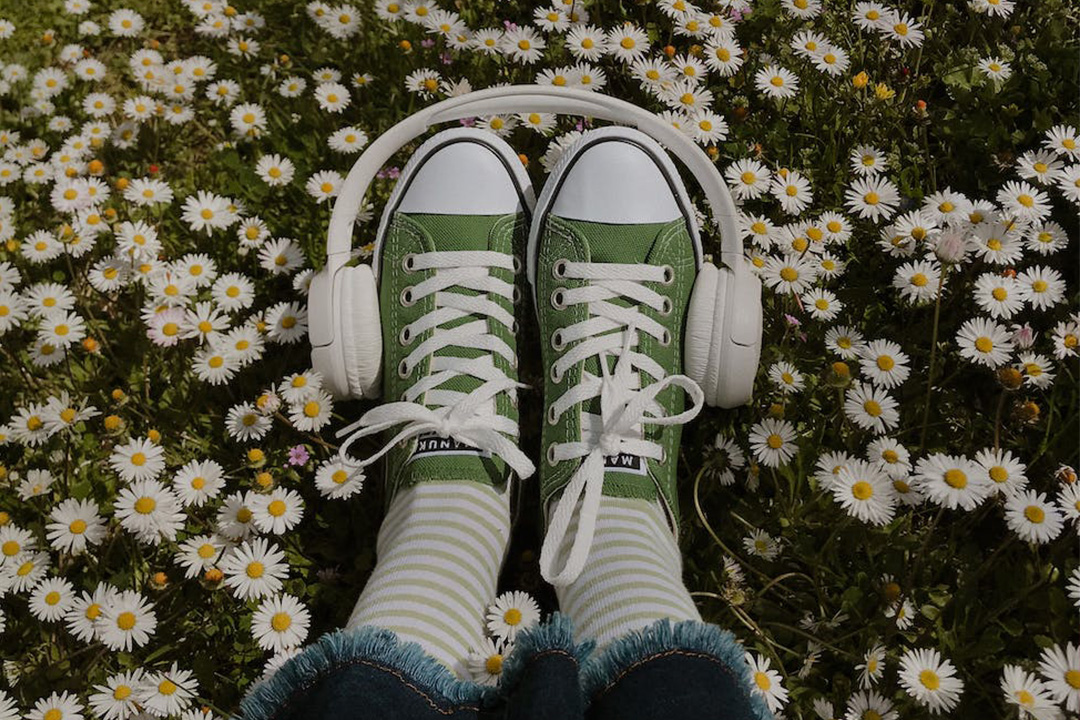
<box><xmin>529</xmin><ymin>129</ymin><xmax>704</xmax><ymax>585</ymax></box>
<box><xmin>336</xmin><ymin>131</ymin><xmax>535</xmax><ymax>505</ymax></box>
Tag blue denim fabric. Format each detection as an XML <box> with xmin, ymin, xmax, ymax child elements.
<box><xmin>236</xmin><ymin>616</ymin><xmax>771</xmax><ymax>720</ymax></box>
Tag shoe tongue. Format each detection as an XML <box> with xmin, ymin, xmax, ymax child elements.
<box><xmin>554</xmin><ymin>217</ymin><xmax>675</xmax><ymax>265</ymax></box>
<box><xmin>396</xmin><ymin>212</ymin><xmax>509</xmax><ymax>487</ymax></box>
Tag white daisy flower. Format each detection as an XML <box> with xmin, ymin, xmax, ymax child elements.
<box><xmin>221</xmin><ymin>537</ymin><xmax>289</xmax><ymax>600</ymax></box>
<box><xmin>893</xmin><ymin>260</ymin><xmax>941</xmax><ymax>304</ymax></box>
<box><xmin>108</xmin><ymin>436</ymin><xmax>165</xmax><ymax>483</ymax></box>
<box><xmin>216</xmin><ymin>490</ymin><xmax>258</xmax><ymax>541</ymax></box>
<box><xmin>744</xmin><ymin>528</ymin><xmax>781</xmax><ymax>560</ymax></box>
<box><xmin>137</xmin><ymin>663</ymin><xmax>196</xmax><ymax>717</ymax></box>
<box><xmin>859</xmin><ymin>340</ymin><xmax>911</xmax><ymax>389</ymax></box>
<box><xmin>25</xmin><ymin>692</ymin><xmax>84</xmax><ymax>720</ymax></box>
<box><xmin>314</xmin><ymin>457</ymin><xmax>364</xmax><ymax>500</ymax></box>
<box><xmin>856</xmin><ymin>643</ymin><xmax>887</xmax><ymax>688</ymax></box>
<box><xmin>486</xmin><ymin>591</ymin><xmax>541</xmax><ymax>641</ymax></box>
<box><xmin>1004</xmin><ymin>490</ymin><xmax>1064</xmax><ymax>544</ymax></box>
<box><xmin>1016</xmin><ymin>265</ymin><xmax>1065</xmax><ymax>311</ymax></box>
<box><xmin>897</xmin><ymin>647</ymin><xmax>963</xmax><ymax>714</ymax></box>
<box><xmin>252</xmin><ymin>593</ymin><xmax>311</xmax><ymax>652</ymax></box>
<box><xmin>815</xmin><ymin>451</ymin><xmax>855</xmax><ymax>491</ymax></box>
<box><xmin>468</xmin><ymin>637</ymin><xmax>511</xmax><ymax>686</ymax></box>
<box><xmin>255</xmin><ymin>153</ymin><xmax>295</xmax><ymax>187</ymax></box>
<box><xmin>97</xmin><ymin>589</ymin><xmax>157</xmax><ymax>651</ymax></box>
<box><xmin>176</xmin><ymin>534</ymin><xmax>227</xmax><ymax>579</ymax></box>
<box><xmin>845</xmin><ymin>176</ymin><xmax>900</xmax><ymax>222</ymax></box>
<box><xmin>755</xmin><ymin>65</ymin><xmax>799</xmax><ymax>99</ymax></box>
<box><xmin>748</xmin><ymin>417</ymin><xmax>798</xmax><ymax>468</ymax></box>
<box><xmin>826</xmin><ymin>325</ymin><xmax>866</xmax><ymax>359</ymax></box>
<box><xmin>114</xmin><ymin>479</ymin><xmax>185</xmax><ymax>545</ymax></box>
<box><xmin>955</xmin><ymin>317</ymin><xmax>1014</xmax><ymax>368</ymax></box>
<box><xmin>831</xmin><ymin>460</ymin><xmax>897</xmax><ymax>526</ymax></box>
<box><xmin>973</xmin><ymin>448</ymin><xmax>1028</xmax><ymax>496</ymax></box>
<box><xmin>1000</xmin><ymin>664</ymin><xmax>1058</xmax><ymax>719</ymax></box>
<box><xmin>172</xmin><ymin>459</ymin><xmax>226</xmax><ymax>506</ymax></box>
<box><xmin>28</xmin><ymin>577</ymin><xmax>77</xmax><ymax>622</ymax></box>
<box><xmin>88</xmin><ymin>670</ymin><xmax>146</xmax><ymax>720</ymax></box>
<box><xmin>1037</xmin><ymin>643</ymin><xmax>1080</xmax><ymax>712</ymax></box>
<box><xmin>746</xmin><ymin>652</ymin><xmax>788</xmax><ymax>713</ymax></box>
<box><xmin>913</xmin><ymin>453</ymin><xmax>991</xmax><ymax>511</ymax></box>
<box><xmin>249</xmin><ymin>488</ymin><xmax>305</xmax><ymax>535</ymax></box>
<box><xmin>46</xmin><ymin>498</ymin><xmax>106</xmax><ymax>554</ymax></box>
<box><xmin>844</xmin><ymin>382</ymin><xmax>900</xmax><ymax>434</ymax></box>
<box><xmin>227</xmin><ymin>402</ymin><xmax>273</xmax><ymax>442</ymax></box>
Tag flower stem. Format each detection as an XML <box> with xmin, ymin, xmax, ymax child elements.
<box><xmin>919</xmin><ymin>266</ymin><xmax>949</xmax><ymax>451</ymax></box>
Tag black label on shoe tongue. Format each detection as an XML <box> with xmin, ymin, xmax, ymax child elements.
<box><xmin>411</xmin><ymin>433</ymin><xmax>490</xmax><ymax>459</ymax></box>
<box><xmin>604</xmin><ymin>453</ymin><xmax>646</xmax><ymax>475</ymax></box>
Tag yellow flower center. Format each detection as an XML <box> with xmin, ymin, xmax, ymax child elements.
<box><xmin>877</xmin><ymin>356</ymin><xmax>894</xmax><ymax>371</ymax></box>
<box><xmin>272</xmin><ymin>612</ymin><xmax>293</xmax><ymax>631</ymax></box>
<box><xmin>131</xmin><ymin>452</ymin><xmax>147</xmax><ymax>466</ymax></box>
<box><xmin>975</xmin><ymin>337</ymin><xmax>994</xmax><ymax>353</ymax></box>
<box><xmin>247</xmin><ymin>561</ymin><xmax>265</xmax><ymax>578</ymax></box>
<box><xmin>919</xmin><ymin>669</ymin><xmax>940</xmax><ymax>690</ymax></box>
<box><xmin>208</xmin><ymin>356</ymin><xmax>224</xmax><ymax>368</ymax></box>
<box><xmin>814</xmin><ymin>298</ymin><xmax>829</xmax><ymax>310</ymax></box>
<box><xmin>770</xmin><ymin>75</ymin><xmax>784</xmax><ymax>87</ymax></box>
<box><xmin>69</xmin><ymin>519</ymin><xmax>87</xmax><ymax>534</ymax></box>
<box><xmin>113</xmin><ymin>685</ymin><xmax>132</xmax><ymax>700</ymax></box>
<box><xmin>303</xmin><ymin>401</ymin><xmax>320</xmax><ymax>417</ymax></box>
<box><xmin>1065</xmin><ymin>669</ymin><xmax>1080</xmax><ymax>688</ymax></box>
<box><xmin>159</xmin><ymin>679</ymin><xmax>177</xmax><ymax>695</ymax></box>
<box><xmin>1032</xmin><ymin>279</ymin><xmax>1048</xmax><ymax>293</ymax></box>
<box><xmin>504</xmin><ymin>608</ymin><xmax>522</xmax><ymax>625</ymax></box>
<box><xmin>117</xmin><ymin>611</ymin><xmax>137</xmax><ymax>630</ymax></box>
<box><xmin>863</xmin><ymin>400</ymin><xmax>882</xmax><ymax>417</ymax></box>
<box><xmin>944</xmin><ymin>469</ymin><xmax>967</xmax><ymax>488</ymax></box>
<box><xmin>766</xmin><ymin>434</ymin><xmax>783</xmax><ymax>449</ymax></box>
<box><xmin>135</xmin><ymin>497</ymin><xmax>157</xmax><ymax>514</ymax></box>
<box><xmin>852</xmin><ymin>481</ymin><xmax>873</xmax><ymax>500</ymax></box>
<box><xmin>198</xmin><ymin>543</ymin><xmax>216</xmax><ymax>559</ymax></box>
<box><xmin>44</xmin><ymin>710</ymin><xmax>61</xmax><ymax>720</ymax></box>
<box><xmin>268</xmin><ymin>499</ymin><xmax>287</xmax><ymax>517</ymax></box>
<box><xmin>779</xmin><ymin>267</ymin><xmax>798</xmax><ymax>282</ymax></box>
<box><xmin>754</xmin><ymin>671</ymin><xmax>771</xmax><ymax>690</ymax></box>
<box><xmin>332</xmin><ymin>469</ymin><xmax>349</xmax><ymax>484</ymax></box>
<box><xmin>864</xmin><ymin>192</ymin><xmax>880</xmax><ymax>205</ymax></box>
<box><xmin>1017</xmin><ymin>194</ymin><xmax>1034</xmax><ymax>207</ymax></box>
<box><xmin>1023</xmin><ymin>505</ymin><xmax>1044</xmax><ymax>523</ymax></box>
<box><xmin>620</xmin><ymin>37</ymin><xmax>635</xmax><ymax>49</ymax></box>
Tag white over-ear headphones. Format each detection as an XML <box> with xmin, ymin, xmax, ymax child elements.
<box><xmin>309</xmin><ymin>85</ymin><xmax>762</xmax><ymax>408</ymax></box>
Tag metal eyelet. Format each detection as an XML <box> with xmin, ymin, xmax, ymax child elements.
<box><xmin>660</xmin><ymin>265</ymin><xmax>675</xmax><ymax>285</ymax></box>
<box><xmin>660</xmin><ymin>297</ymin><xmax>673</xmax><ymax>316</ymax></box>
<box><xmin>397</xmin><ymin>359</ymin><xmax>411</xmax><ymax>378</ymax></box>
<box><xmin>660</xmin><ymin>329</ymin><xmax>672</xmax><ymax>347</ymax></box>
<box><xmin>399</xmin><ymin>326</ymin><xmax>412</xmax><ymax>345</ymax></box>
<box><xmin>402</xmin><ymin>254</ymin><xmax>417</xmax><ymax>273</ymax></box>
<box><xmin>547</xmin><ymin>405</ymin><xmax>559</xmax><ymax>425</ymax></box>
<box><xmin>547</xmin><ymin>444</ymin><xmax>558</xmax><ymax>466</ymax></box>
<box><xmin>551</xmin><ymin>330</ymin><xmax>566</xmax><ymax>351</ymax></box>
<box><xmin>552</xmin><ymin>259</ymin><xmax>568</xmax><ymax>278</ymax></box>
<box><xmin>400</xmin><ymin>287</ymin><xmax>416</xmax><ymax>306</ymax></box>
<box><xmin>551</xmin><ymin>288</ymin><xmax>567</xmax><ymax>310</ymax></box>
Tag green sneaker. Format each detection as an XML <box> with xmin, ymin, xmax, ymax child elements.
<box><xmin>337</xmin><ymin>128</ymin><xmax>536</xmax><ymax>504</ymax></box>
<box><xmin>528</xmin><ymin>127</ymin><xmax>706</xmax><ymax>586</ymax></box>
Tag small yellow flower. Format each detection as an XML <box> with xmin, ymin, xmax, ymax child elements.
<box><xmin>852</xmin><ymin>71</ymin><xmax>870</xmax><ymax>89</ymax></box>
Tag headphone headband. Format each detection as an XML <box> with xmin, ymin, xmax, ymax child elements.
<box><xmin>326</xmin><ymin>86</ymin><xmax>743</xmax><ymax>270</ymax></box>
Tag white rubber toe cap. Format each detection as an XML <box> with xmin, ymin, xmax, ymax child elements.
<box><xmin>549</xmin><ymin>136</ymin><xmax>683</xmax><ymax>224</ymax></box>
<box><xmin>395</xmin><ymin>131</ymin><xmax>526</xmax><ymax>215</ymax></box>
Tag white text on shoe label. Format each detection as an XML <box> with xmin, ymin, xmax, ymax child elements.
<box><xmin>411</xmin><ymin>433</ymin><xmax>491</xmax><ymax>459</ymax></box>
<box><xmin>604</xmin><ymin>453</ymin><xmax>647</xmax><ymax>475</ymax></box>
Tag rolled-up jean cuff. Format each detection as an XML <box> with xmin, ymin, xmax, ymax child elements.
<box><xmin>498</xmin><ymin>612</ymin><xmax>593</xmax><ymax>720</ymax></box>
<box><xmin>580</xmin><ymin>619</ymin><xmax>774</xmax><ymax>720</ymax></box>
<box><xmin>236</xmin><ymin>625</ymin><xmax>491</xmax><ymax>720</ymax></box>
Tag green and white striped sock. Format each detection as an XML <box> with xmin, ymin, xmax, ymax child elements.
<box><xmin>346</xmin><ymin>481</ymin><xmax>511</xmax><ymax>679</ymax></box>
<box><xmin>553</xmin><ymin>495</ymin><xmax>701</xmax><ymax>650</ymax></box>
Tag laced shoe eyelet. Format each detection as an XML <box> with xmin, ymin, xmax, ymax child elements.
<box><xmin>551</xmin><ymin>330</ymin><xmax>566</xmax><ymax>351</ymax></box>
<box><xmin>660</xmin><ymin>297</ymin><xmax>673</xmax><ymax>316</ymax></box>
<box><xmin>402</xmin><ymin>254</ymin><xmax>417</xmax><ymax>273</ymax></box>
<box><xmin>547</xmin><ymin>405</ymin><xmax>559</xmax><ymax>425</ymax></box>
<box><xmin>399</xmin><ymin>326</ymin><xmax>412</xmax><ymax>345</ymax></box>
<box><xmin>400</xmin><ymin>287</ymin><xmax>416</xmax><ymax>306</ymax></box>
<box><xmin>512</xmin><ymin>255</ymin><xmax>523</xmax><ymax>275</ymax></box>
<box><xmin>550</xmin><ymin>365</ymin><xmax>563</xmax><ymax>383</ymax></box>
<box><xmin>510</xmin><ymin>352</ymin><xmax>519</xmax><ymax>369</ymax></box>
<box><xmin>660</xmin><ymin>265</ymin><xmax>675</xmax><ymax>285</ymax></box>
<box><xmin>547</xmin><ymin>444</ymin><xmax>558</xmax><ymax>466</ymax></box>
<box><xmin>659</xmin><ymin>447</ymin><xmax>667</xmax><ymax>464</ymax></box>
<box><xmin>511</xmin><ymin>318</ymin><xmax>519</xmax><ymax>334</ymax></box>
<box><xmin>660</xmin><ymin>329</ymin><xmax>672</xmax><ymax>347</ymax></box>
<box><xmin>552</xmin><ymin>259</ymin><xmax>568</xmax><ymax>278</ymax></box>
<box><xmin>397</xmin><ymin>359</ymin><xmax>411</xmax><ymax>378</ymax></box>
<box><xmin>512</xmin><ymin>285</ymin><xmax>522</xmax><ymax>305</ymax></box>
<box><xmin>551</xmin><ymin>288</ymin><xmax>567</xmax><ymax>310</ymax></box>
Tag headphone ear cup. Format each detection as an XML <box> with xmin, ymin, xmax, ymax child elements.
<box><xmin>711</xmin><ymin>264</ymin><xmax>762</xmax><ymax>409</ymax></box>
<box><xmin>684</xmin><ymin>262</ymin><xmax>721</xmax><ymax>399</ymax></box>
<box><xmin>338</xmin><ymin>264</ymin><xmax>383</xmax><ymax>400</ymax></box>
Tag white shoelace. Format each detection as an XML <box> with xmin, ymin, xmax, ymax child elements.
<box><xmin>538</xmin><ymin>261</ymin><xmax>704</xmax><ymax>586</ymax></box>
<box><xmin>336</xmin><ymin>250</ymin><xmax>535</xmax><ymax>482</ymax></box>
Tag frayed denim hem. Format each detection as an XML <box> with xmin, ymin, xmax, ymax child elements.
<box><xmin>499</xmin><ymin>612</ymin><xmax>595</xmax><ymax>693</ymax></box>
<box><xmin>580</xmin><ymin>618</ymin><xmax>774</xmax><ymax>720</ymax></box>
<box><xmin>235</xmin><ymin>625</ymin><xmax>491</xmax><ymax>720</ymax></box>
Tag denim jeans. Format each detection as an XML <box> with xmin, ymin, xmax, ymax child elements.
<box><xmin>237</xmin><ymin>615</ymin><xmax>772</xmax><ymax>720</ymax></box>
